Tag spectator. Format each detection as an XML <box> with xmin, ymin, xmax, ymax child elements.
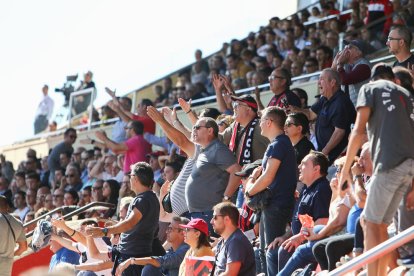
<box><xmin>226</xmin><ymin>53</ymin><xmax>253</xmax><ymax>80</ymax></box>
<box><xmin>178</xmin><ymin>219</ymin><xmax>215</xmax><ymax>275</ymax></box>
<box><xmin>194</xmin><ymin>49</ymin><xmax>210</xmax><ymax>74</ymax></box>
<box><xmin>211</xmin><ymin>202</ymin><xmax>256</xmax><ymax>275</ymax></box>
<box><xmin>256</xmin><ymin>68</ymin><xmax>301</xmax><ymax>111</ymax></box>
<box><xmin>52</xmin><ymin>189</ymin><xmax>65</xmax><ymax>208</ymax></box>
<box><xmin>0</xmin><ymin>154</ymin><xmax>15</xmax><ymax>183</ymax></box>
<box><xmin>117</xmin><ymin>216</ymin><xmax>190</xmax><ymax>276</ymax></box>
<box><xmin>147</xmin><ymin>107</ymin><xmax>241</xmax><ymax>233</ymax></box>
<box><xmin>387</xmin><ymin>24</ymin><xmax>414</xmax><ymax>68</ymax></box>
<box><xmin>63</xmin><ymin>189</ymin><xmax>79</xmax><ymax>206</ymax></box>
<box><xmin>366</xmin><ymin>0</ymin><xmax>394</xmax><ymax>39</ymax></box>
<box><xmin>291</xmin><ymin>68</ymin><xmax>356</xmax><ymax>163</ymax></box>
<box><xmin>34</xmin><ymin>186</ymin><xmax>50</xmax><ymax>211</ymax></box>
<box><xmin>325</xmin><ymin>31</ymin><xmax>340</xmax><ymax>56</ymax></box>
<box><xmin>273</xmin><ymin>151</ymin><xmax>332</xmax><ymax>274</ymax></box>
<box><xmin>89</xmin><ymin>154</ymin><xmax>123</xmax><ymax>183</ymax></box>
<box><xmin>91</xmin><ymin>179</ymin><xmax>105</xmax><ymax>203</ymax></box>
<box><xmin>40</xmin><ymin>156</ymin><xmax>50</xmax><ymax>188</ymax></box>
<box><xmin>210</xmin><ymin>55</ymin><xmax>227</xmax><ymax>75</ymax></box>
<box><xmin>48</xmin><ymin>128</ymin><xmax>77</xmax><ymax>183</ymax></box>
<box><xmin>360</xmin><ymin>27</ymin><xmax>383</xmax><ymax>51</ymax></box>
<box><xmin>332</xmin><ymin>39</ymin><xmax>372</xmax><ymax>107</ymax></box>
<box><xmin>49</xmin><ymin>230</ymin><xmax>80</xmax><ymax>272</ymax></box>
<box><xmin>284</xmin><ymin>112</ymin><xmax>315</xmax><ymax>165</ymax></box>
<box><xmin>87</xmin><ymin>162</ymin><xmax>160</xmax><ymax>275</ymax></box>
<box><xmin>34</xmin><ymin>84</ymin><xmax>54</xmax><ymax>134</ymax></box>
<box><xmin>102</xmin><ymin>179</ymin><xmax>120</xmax><ymax>218</ymax></box>
<box><xmin>0</xmin><ymin>176</ymin><xmax>12</xmax><ymax>208</ymax></box>
<box><xmin>58</xmin><ymin>152</ymin><xmax>71</xmax><ymax>171</ymax></box>
<box><xmin>245</xmin><ymin>107</ymin><xmax>297</xmax><ymax>275</ymax></box>
<box><xmin>292</xmin><ymin>88</ymin><xmax>309</xmax><ymax>108</ymax></box>
<box><xmin>63</xmin><ymin>163</ymin><xmax>83</xmax><ymax>192</ymax></box>
<box><xmin>316</xmin><ymin>45</ymin><xmax>333</xmax><ymax>70</ymax></box>
<box><xmin>45</xmin><ymin>193</ymin><xmax>54</xmax><ymax>210</ymax></box>
<box><xmin>94</xmin><ymin>121</ymin><xmax>151</xmax><ymax>174</ymax></box>
<box><xmin>294</xmin><ymin>24</ymin><xmax>307</xmax><ymax>50</ymax></box>
<box><xmin>0</xmin><ymin>195</ymin><xmax>28</xmax><ymax>275</ymax></box>
<box><xmin>191</xmin><ymin>62</ymin><xmax>208</xmax><ymax>85</ymax></box>
<box><xmin>12</xmin><ymin>191</ymin><xmax>30</xmax><ymax>221</ymax></box>
<box><xmin>340</xmin><ymin>64</ymin><xmax>414</xmax><ymax>275</ymax></box>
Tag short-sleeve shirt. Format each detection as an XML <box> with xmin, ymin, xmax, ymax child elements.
<box><xmin>393</xmin><ymin>54</ymin><xmax>414</xmax><ymax>68</ymax></box>
<box><xmin>262</xmin><ymin>134</ymin><xmax>297</xmax><ymax>210</ymax></box>
<box><xmin>294</xmin><ymin>137</ymin><xmax>315</xmax><ymax>165</ymax></box>
<box><xmin>49</xmin><ymin>247</ymin><xmax>79</xmax><ymax>272</ymax></box>
<box><xmin>267</xmin><ymin>90</ymin><xmax>301</xmax><ymax>108</ymax></box>
<box><xmin>132</xmin><ymin>114</ymin><xmax>156</xmax><ymax>134</ymax></box>
<box><xmin>214</xmin><ymin>228</ymin><xmax>256</xmax><ymax>276</ymax></box>
<box><xmin>311</xmin><ymin>90</ymin><xmax>356</xmax><ymax>162</ymax></box>
<box><xmin>123</xmin><ymin>135</ymin><xmax>151</xmax><ymax>173</ymax></box>
<box><xmin>357</xmin><ymin>80</ymin><xmax>414</xmax><ymax>172</ymax></box>
<box><xmin>291</xmin><ymin>177</ymin><xmax>332</xmax><ymax>235</ymax></box>
<box><xmin>118</xmin><ymin>191</ymin><xmax>160</xmax><ymax>256</ymax></box>
<box><xmin>111</xmin><ymin>120</ymin><xmax>127</xmax><ymax>144</ymax></box>
<box><xmin>185</xmin><ymin>140</ymin><xmax>236</xmax><ymax>212</ymax></box>
<box><xmin>0</xmin><ymin>214</ymin><xmax>26</xmax><ymax>259</ymax></box>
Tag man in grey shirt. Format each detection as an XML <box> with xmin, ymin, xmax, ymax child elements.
<box><xmin>147</xmin><ymin>107</ymin><xmax>242</xmax><ymax>234</ymax></box>
<box><xmin>0</xmin><ymin>195</ymin><xmax>28</xmax><ymax>276</ymax></box>
<box><xmin>340</xmin><ymin>64</ymin><xmax>414</xmax><ymax>276</ymax></box>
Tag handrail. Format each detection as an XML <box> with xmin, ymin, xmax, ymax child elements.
<box><xmin>24</xmin><ymin>201</ymin><xmax>115</xmax><ymax>238</ymax></box>
<box><xmin>304</xmin><ymin>9</ymin><xmax>352</xmax><ymax>26</ymax></box>
<box><xmin>328</xmin><ymin>225</ymin><xmax>414</xmax><ymax>275</ymax></box>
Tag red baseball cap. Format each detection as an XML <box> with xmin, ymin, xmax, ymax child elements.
<box><xmin>179</xmin><ymin>218</ymin><xmax>209</xmax><ymax>236</ymax></box>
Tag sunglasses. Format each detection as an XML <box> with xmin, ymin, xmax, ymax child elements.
<box><xmin>65</xmin><ymin>174</ymin><xmax>75</xmax><ymax>178</ymax></box>
<box><xmin>193</xmin><ymin>125</ymin><xmax>210</xmax><ymax>130</ymax></box>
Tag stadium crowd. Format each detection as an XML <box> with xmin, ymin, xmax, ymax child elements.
<box><xmin>1</xmin><ymin>0</ymin><xmax>414</xmax><ymax>275</ymax></box>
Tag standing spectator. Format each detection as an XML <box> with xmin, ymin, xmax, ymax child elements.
<box><xmin>74</xmin><ymin>71</ymin><xmax>95</xmax><ymax>115</ymax></box>
<box><xmin>284</xmin><ymin>112</ymin><xmax>315</xmax><ymax>165</ymax></box>
<box><xmin>291</xmin><ymin>69</ymin><xmax>356</xmax><ymax>163</ymax></box>
<box><xmin>340</xmin><ymin>64</ymin><xmax>414</xmax><ymax>276</ymax></box>
<box><xmin>48</xmin><ymin>128</ymin><xmax>77</xmax><ymax>183</ymax></box>
<box><xmin>94</xmin><ymin>121</ymin><xmax>151</xmax><ymax>174</ymax></box>
<box><xmin>256</xmin><ymin>68</ymin><xmax>301</xmax><ymax>111</ymax></box>
<box><xmin>387</xmin><ymin>24</ymin><xmax>414</xmax><ymax>68</ymax></box>
<box><xmin>87</xmin><ymin>162</ymin><xmax>160</xmax><ymax>275</ymax></box>
<box><xmin>211</xmin><ymin>202</ymin><xmax>256</xmax><ymax>276</ymax></box>
<box><xmin>194</xmin><ymin>49</ymin><xmax>210</xmax><ymax>74</ymax></box>
<box><xmin>147</xmin><ymin>107</ymin><xmax>241</xmax><ymax>233</ymax></box>
<box><xmin>245</xmin><ymin>107</ymin><xmax>297</xmax><ymax>275</ymax></box>
<box><xmin>332</xmin><ymin>40</ymin><xmax>372</xmax><ymax>106</ymax></box>
<box><xmin>0</xmin><ymin>195</ymin><xmax>28</xmax><ymax>275</ymax></box>
<box><xmin>34</xmin><ymin>84</ymin><xmax>54</xmax><ymax>134</ymax></box>
<box><xmin>366</xmin><ymin>0</ymin><xmax>393</xmax><ymax>39</ymax></box>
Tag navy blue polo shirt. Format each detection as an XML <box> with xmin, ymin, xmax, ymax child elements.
<box><xmin>291</xmin><ymin>177</ymin><xmax>332</xmax><ymax>235</ymax></box>
<box><xmin>262</xmin><ymin>134</ymin><xmax>297</xmax><ymax>210</ymax></box>
<box><xmin>311</xmin><ymin>90</ymin><xmax>355</xmax><ymax>162</ymax></box>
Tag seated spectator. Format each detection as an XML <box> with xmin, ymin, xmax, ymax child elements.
<box><xmin>316</xmin><ymin>46</ymin><xmax>333</xmax><ymax>70</ymax></box>
<box><xmin>25</xmin><ymin>188</ymin><xmax>37</xmax><ymax>211</ymax></box>
<box><xmin>191</xmin><ymin>61</ymin><xmax>208</xmax><ymax>85</ymax></box>
<box><xmin>34</xmin><ymin>186</ymin><xmax>50</xmax><ymax>211</ymax></box>
<box><xmin>291</xmin><ymin>88</ymin><xmax>309</xmax><ymax>108</ymax></box>
<box><xmin>48</xmin><ymin>128</ymin><xmax>77</xmax><ymax>182</ymax></box>
<box><xmin>82</xmin><ymin>160</ymin><xmax>97</xmax><ymax>189</ymax></box>
<box><xmin>117</xmin><ymin>216</ymin><xmax>190</xmax><ymax>276</ymax></box>
<box><xmin>226</xmin><ymin>53</ymin><xmax>253</xmax><ymax>80</ymax></box>
<box><xmin>79</xmin><ymin>186</ymin><xmax>92</xmax><ymax>207</ymax></box>
<box><xmin>52</xmin><ymin>189</ymin><xmax>65</xmax><ymax>208</ymax></box>
<box><xmin>39</xmin><ymin>156</ymin><xmax>50</xmax><ymax>188</ymax></box>
<box><xmin>360</xmin><ymin>27</ymin><xmax>383</xmax><ymax>51</ymax></box>
<box><xmin>89</xmin><ymin>154</ymin><xmax>123</xmax><ymax>183</ymax></box>
<box><xmin>102</xmin><ymin>179</ymin><xmax>120</xmax><ymax>218</ymax></box>
<box><xmin>49</xmin><ymin>230</ymin><xmax>80</xmax><ymax>272</ymax></box>
<box><xmin>44</xmin><ymin>193</ymin><xmax>54</xmax><ymax>210</ymax></box>
<box><xmin>211</xmin><ymin>202</ymin><xmax>256</xmax><ymax>275</ymax></box>
<box><xmin>13</xmin><ymin>191</ymin><xmax>30</xmax><ymax>221</ymax></box>
<box><xmin>91</xmin><ymin>180</ymin><xmax>105</xmax><ymax>203</ymax></box>
<box><xmin>0</xmin><ymin>176</ymin><xmax>12</xmax><ymax>208</ymax></box>
<box><xmin>178</xmin><ymin>219</ymin><xmax>214</xmax><ymax>275</ymax></box>
<box><xmin>25</xmin><ymin>171</ymin><xmax>40</xmax><ymax>191</ymax></box>
<box><xmin>63</xmin><ymin>189</ymin><xmax>79</xmax><ymax>206</ymax></box>
<box><xmin>63</xmin><ymin>163</ymin><xmax>83</xmax><ymax>192</ymax></box>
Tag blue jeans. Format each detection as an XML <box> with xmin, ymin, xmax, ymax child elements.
<box><xmin>259</xmin><ymin>203</ymin><xmax>292</xmax><ymax>275</ymax></box>
<box><xmin>236</xmin><ymin>185</ymin><xmax>245</xmax><ymax>208</ymax></box>
<box><xmin>277</xmin><ymin>225</ymin><xmax>324</xmax><ymax>275</ymax></box>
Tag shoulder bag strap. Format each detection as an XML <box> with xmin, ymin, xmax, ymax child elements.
<box><xmin>1</xmin><ymin>213</ymin><xmax>16</xmax><ymax>242</ymax></box>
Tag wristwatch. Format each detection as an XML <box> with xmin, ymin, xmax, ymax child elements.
<box><xmin>102</xmin><ymin>227</ymin><xmax>109</xmax><ymax>237</ymax></box>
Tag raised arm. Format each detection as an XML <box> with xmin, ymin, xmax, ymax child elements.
<box><xmin>178</xmin><ymin>98</ymin><xmax>198</xmax><ymax>125</ymax></box>
<box><xmin>147</xmin><ymin>106</ymin><xmax>195</xmax><ymax>158</ymax></box>
<box><xmin>95</xmin><ymin>130</ymin><xmax>128</xmax><ymax>154</ymax></box>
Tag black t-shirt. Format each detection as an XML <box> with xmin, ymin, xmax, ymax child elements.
<box><xmin>118</xmin><ymin>191</ymin><xmax>160</xmax><ymax>256</ymax></box>
<box><xmin>393</xmin><ymin>54</ymin><xmax>414</xmax><ymax>68</ymax></box>
<box><xmin>311</xmin><ymin>90</ymin><xmax>356</xmax><ymax>163</ymax></box>
<box><xmin>291</xmin><ymin>177</ymin><xmax>332</xmax><ymax>235</ymax></box>
<box><xmin>294</xmin><ymin>137</ymin><xmax>315</xmax><ymax>165</ymax></box>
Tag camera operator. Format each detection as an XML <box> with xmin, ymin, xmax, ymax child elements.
<box><xmin>74</xmin><ymin>71</ymin><xmax>96</xmax><ymax>115</ymax></box>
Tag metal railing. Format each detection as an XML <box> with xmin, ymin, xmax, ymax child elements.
<box><xmin>329</xmin><ymin>225</ymin><xmax>414</xmax><ymax>275</ymax></box>
<box><xmin>24</xmin><ymin>201</ymin><xmax>115</xmax><ymax>238</ymax></box>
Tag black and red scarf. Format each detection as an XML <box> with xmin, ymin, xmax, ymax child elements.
<box><xmin>229</xmin><ymin>117</ymin><xmax>258</xmax><ymax>165</ymax></box>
